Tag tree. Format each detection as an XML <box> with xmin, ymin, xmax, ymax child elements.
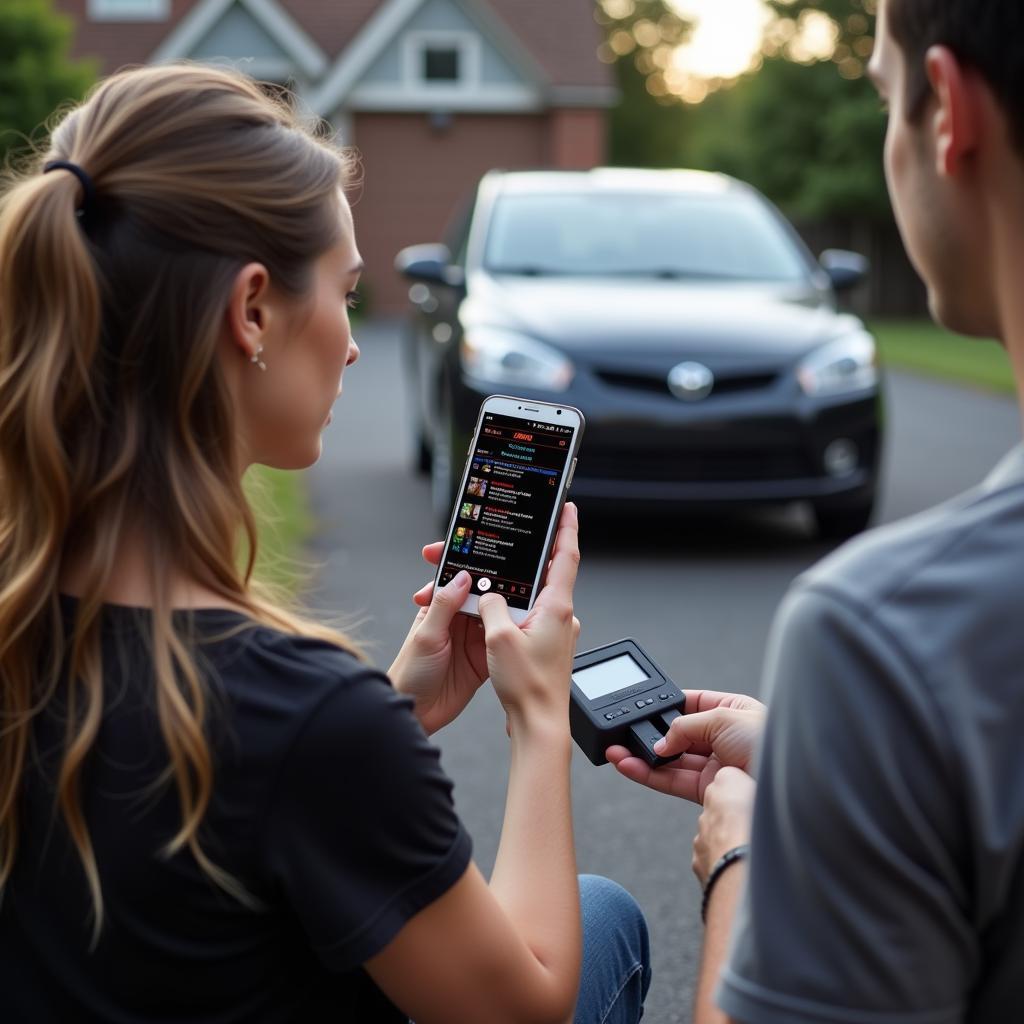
<box><xmin>0</xmin><ymin>0</ymin><xmax>95</xmax><ymax>165</ymax></box>
<box><xmin>684</xmin><ymin>0</ymin><xmax>888</xmax><ymax>222</ymax></box>
<box><xmin>594</xmin><ymin>0</ymin><xmax>695</xmax><ymax>167</ymax></box>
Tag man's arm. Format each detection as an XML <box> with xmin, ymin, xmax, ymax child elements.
<box><xmin>695</xmin><ymin>862</ymin><xmax>745</xmax><ymax>1024</ymax></box>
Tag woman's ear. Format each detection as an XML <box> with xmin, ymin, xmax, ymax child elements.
<box><xmin>225</xmin><ymin>262</ymin><xmax>273</xmax><ymax>362</ymax></box>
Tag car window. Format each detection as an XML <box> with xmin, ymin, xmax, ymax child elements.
<box><xmin>483</xmin><ymin>192</ymin><xmax>810</xmax><ymax>282</ymax></box>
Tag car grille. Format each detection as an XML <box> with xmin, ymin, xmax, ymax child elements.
<box><xmin>579</xmin><ymin>449</ymin><xmax>812</xmax><ymax>483</ymax></box>
<box><xmin>594</xmin><ymin>368</ymin><xmax>778</xmax><ymax>398</ymax></box>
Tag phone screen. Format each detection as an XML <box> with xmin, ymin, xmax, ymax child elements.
<box><xmin>437</xmin><ymin>411</ymin><xmax>577</xmax><ymax>610</ymax></box>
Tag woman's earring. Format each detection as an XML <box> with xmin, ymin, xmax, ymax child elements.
<box><xmin>251</xmin><ymin>345</ymin><xmax>267</xmax><ymax>372</ymax></box>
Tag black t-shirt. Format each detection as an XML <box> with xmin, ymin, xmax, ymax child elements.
<box><xmin>0</xmin><ymin>598</ymin><xmax>472</xmax><ymax>1023</ymax></box>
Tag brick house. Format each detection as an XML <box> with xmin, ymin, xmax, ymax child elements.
<box><xmin>57</xmin><ymin>0</ymin><xmax>616</xmax><ymax>311</ymax></box>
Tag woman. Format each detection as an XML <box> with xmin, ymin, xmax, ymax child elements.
<box><xmin>0</xmin><ymin>64</ymin><xmax>650</xmax><ymax>1022</ymax></box>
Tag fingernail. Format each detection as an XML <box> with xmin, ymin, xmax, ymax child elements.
<box><xmin>653</xmin><ymin>738</ymin><xmax>666</xmax><ymax>753</ymax></box>
<box><xmin>448</xmin><ymin>570</ymin><xmax>470</xmax><ymax>589</ymax></box>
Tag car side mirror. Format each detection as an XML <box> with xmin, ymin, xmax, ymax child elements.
<box><xmin>395</xmin><ymin>243</ymin><xmax>466</xmax><ymax>289</ymax></box>
<box><xmin>820</xmin><ymin>249</ymin><xmax>870</xmax><ymax>293</ymax></box>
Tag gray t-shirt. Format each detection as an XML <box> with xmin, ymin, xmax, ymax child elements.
<box><xmin>718</xmin><ymin>446</ymin><xmax>1024</xmax><ymax>1024</ymax></box>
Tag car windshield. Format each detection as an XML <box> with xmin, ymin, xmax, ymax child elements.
<box><xmin>484</xmin><ymin>191</ymin><xmax>810</xmax><ymax>282</ymax></box>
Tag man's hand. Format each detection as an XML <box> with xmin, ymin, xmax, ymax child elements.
<box><xmin>693</xmin><ymin>766</ymin><xmax>756</xmax><ymax>885</ymax></box>
<box><xmin>606</xmin><ymin>690</ymin><xmax>765</xmax><ymax>804</ymax></box>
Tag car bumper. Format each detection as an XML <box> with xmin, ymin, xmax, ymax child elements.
<box><xmin>453</xmin><ymin>378</ymin><xmax>882</xmax><ymax>508</ymax></box>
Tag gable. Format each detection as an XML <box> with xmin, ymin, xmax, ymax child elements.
<box><xmin>360</xmin><ymin>0</ymin><xmax>523</xmax><ymax>88</ymax></box>
<box><xmin>310</xmin><ymin>0</ymin><xmax>552</xmax><ymax>117</ymax></box>
<box><xmin>191</xmin><ymin>4</ymin><xmax>290</xmax><ymax>69</ymax></box>
<box><xmin>150</xmin><ymin>0</ymin><xmax>326</xmax><ymax>80</ymax></box>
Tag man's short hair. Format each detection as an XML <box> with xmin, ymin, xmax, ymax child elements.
<box><xmin>888</xmin><ymin>0</ymin><xmax>1024</xmax><ymax>153</ymax></box>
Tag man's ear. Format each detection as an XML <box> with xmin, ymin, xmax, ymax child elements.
<box><xmin>225</xmin><ymin>262</ymin><xmax>273</xmax><ymax>362</ymax></box>
<box><xmin>925</xmin><ymin>45</ymin><xmax>981</xmax><ymax>177</ymax></box>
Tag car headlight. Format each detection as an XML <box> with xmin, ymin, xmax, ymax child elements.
<box><xmin>460</xmin><ymin>328</ymin><xmax>575</xmax><ymax>392</ymax></box>
<box><xmin>797</xmin><ymin>331</ymin><xmax>879</xmax><ymax>397</ymax></box>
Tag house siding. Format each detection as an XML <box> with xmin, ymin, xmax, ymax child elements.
<box><xmin>350</xmin><ymin>112</ymin><xmax>548</xmax><ymax>312</ymax></box>
<box><xmin>54</xmin><ymin>0</ymin><xmax>613</xmax><ymax>314</ymax></box>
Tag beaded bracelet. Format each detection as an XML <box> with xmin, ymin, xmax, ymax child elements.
<box><xmin>700</xmin><ymin>844</ymin><xmax>750</xmax><ymax>924</ymax></box>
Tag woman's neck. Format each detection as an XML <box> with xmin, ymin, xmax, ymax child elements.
<box><xmin>60</xmin><ymin>529</ymin><xmax>244</xmax><ymax>611</ymax></box>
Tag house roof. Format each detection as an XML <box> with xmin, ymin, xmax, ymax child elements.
<box><xmin>62</xmin><ymin>0</ymin><xmax>611</xmax><ymax>92</ymax></box>
<box><xmin>487</xmin><ymin>0</ymin><xmax>609</xmax><ymax>90</ymax></box>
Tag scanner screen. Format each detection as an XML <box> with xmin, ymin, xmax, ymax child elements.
<box><xmin>572</xmin><ymin>653</ymin><xmax>649</xmax><ymax>701</ymax></box>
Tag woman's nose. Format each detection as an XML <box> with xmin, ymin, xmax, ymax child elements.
<box><xmin>347</xmin><ymin>337</ymin><xmax>360</xmax><ymax>366</ymax></box>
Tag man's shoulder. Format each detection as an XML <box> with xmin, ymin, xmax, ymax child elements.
<box><xmin>798</xmin><ymin>470</ymin><xmax>1024</xmax><ymax>659</ymax></box>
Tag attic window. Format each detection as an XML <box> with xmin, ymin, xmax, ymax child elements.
<box><xmin>404</xmin><ymin>31</ymin><xmax>480</xmax><ymax>89</ymax></box>
<box><xmin>424</xmin><ymin>47</ymin><xmax>460</xmax><ymax>82</ymax></box>
<box><xmin>88</xmin><ymin>0</ymin><xmax>169</xmax><ymax>20</ymax></box>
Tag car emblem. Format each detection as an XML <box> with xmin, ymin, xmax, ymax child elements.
<box><xmin>668</xmin><ymin>361</ymin><xmax>714</xmax><ymax>401</ymax></box>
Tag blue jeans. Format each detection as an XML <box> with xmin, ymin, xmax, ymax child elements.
<box><xmin>574</xmin><ymin>874</ymin><xmax>652</xmax><ymax>1024</ymax></box>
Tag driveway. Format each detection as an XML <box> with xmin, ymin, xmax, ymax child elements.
<box><xmin>306</xmin><ymin>318</ymin><xmax>1020</xmax><ymax>1024</ymax></box>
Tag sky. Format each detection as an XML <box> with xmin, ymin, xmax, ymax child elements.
<box><xmin>669</xmin><ymin>0</ymin><xmax>772</xmax><ymax>81</ymax></box>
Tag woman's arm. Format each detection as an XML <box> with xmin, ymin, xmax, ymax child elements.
<box><xmin>367</xmin><ymin>505</ymin><xmax>583</xmax><ymax>1024</ymax></box>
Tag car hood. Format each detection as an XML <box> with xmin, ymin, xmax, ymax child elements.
<box><xmin>461</xmin><ymin>273</ymin><xmax>857</xmax><ymax>365</ymax></box>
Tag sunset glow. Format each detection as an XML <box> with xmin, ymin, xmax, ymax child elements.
<box><xmin>669</xmin><ymin>0</ymin><xmax>771</xmax><ymax>82</ymax></box>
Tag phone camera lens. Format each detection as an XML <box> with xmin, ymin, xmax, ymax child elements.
<box><xmin>556</xmin><ymin>409</ymin><xmax>562</xmax><ymax>415</ymax></box>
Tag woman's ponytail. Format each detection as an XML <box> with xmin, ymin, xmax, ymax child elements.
<box><xmin>0</xmin><ymin>162</ymin><xmax>106</xmax><ymax>926</ymax></box>
<box><xmin>0</xmin><ymin>64</ymin><xmax>359</xmax><ymax>943</ymax></box>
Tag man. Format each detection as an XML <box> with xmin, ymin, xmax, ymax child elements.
<box><xmin>608</xmin><ymin>1</ymin><xmax>1024</xmax><ymax>1021</ymax></box>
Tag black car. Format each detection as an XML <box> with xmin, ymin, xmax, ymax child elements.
<box><xmin>396</xmin><ymin>168</ymin><xmax>883</xmax><ymax>539</ymax></box>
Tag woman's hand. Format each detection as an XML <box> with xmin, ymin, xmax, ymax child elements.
<box><xmin>478</xmin><ymin>503</ymin><xmax>581</xmax><ymax>734</ymax></box>
<box><xmin>389</xmin><ymin>558</ymin><xmax>489</xmax><ymax>736</ymax></box>
<box><xmin>390</xmin><ymin>503</ymin><xmax>581</xmax><ymax>735</ymax></box>
<box><xmin>692</xmin><ymin>766</ymin><xmax>756</xmax><ymax>885</ymax></box>
<box><xmin>606</xmin><ymin>690</ymin><xmax>765</xmax><ymax>804</ymax></box>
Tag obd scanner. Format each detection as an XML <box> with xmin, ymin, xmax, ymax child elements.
<box><xmin>570</xmin><ymin>638</ymin><xmax>685</xmax><ymax>767</ymax></box>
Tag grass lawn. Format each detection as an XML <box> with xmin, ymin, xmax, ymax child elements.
<box><xmin>244</xmin><ymin>465</ymin><xmax>312</xmax><ymax>593</ymax></box>
<box><xmin>871</xmin><ymin>319</ymin><xmax>1014</xmax><ymax>396</ymax></box>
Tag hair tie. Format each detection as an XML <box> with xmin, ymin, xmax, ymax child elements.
<box><xmin>43</xmin><ymin>160</ymin><xmax>96</xmax><ymax>214</ymax></box>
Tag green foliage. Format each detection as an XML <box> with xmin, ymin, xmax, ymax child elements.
<box><xmin>244</xmin><ymin>466</ymin><xmax>313</xmax><ymax>593</ymax></box>
<box><xmin>680</xmin><ymin>0</ymin><xmax>889</xmax><ymax>222</ymax></box>
<box><xmin>686</xmin><ymin>55</ymin><xmax>889</xmax><ymax>221</ymax></box>
<box><xmin>872</xmin><ymin>320</ymin><xmax>1013</xmax><ymax>395</ymax></box>
<box><xmin>0</xmin><ymin>0</ymin><xmax>95</xmax><ymax>164</ymax></box>
<box><xmin>596</xmin><ymin>0</ymin><xmax>694</xmax><ymax>167</ymax></box>
<box><xmin>607</xmin><ymin>54</ymin><xmax>692</xmax><ymax>168</ymax></box>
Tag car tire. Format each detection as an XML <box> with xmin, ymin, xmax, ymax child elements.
<box><xmin>414</xmin><ymin>427</ymin><xmax>431</xmax><ymax>475</ymax></box>
<box><xmin>812</xmin><ymin>499</ymin><xmax>875</xmax><ymax>541</ymax></box>
<box><xmin>430</xmin><ymin>398</ymin><xmax>459</xmax><ymax>532</ymax></box>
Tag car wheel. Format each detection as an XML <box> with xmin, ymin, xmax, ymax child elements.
<box><xmin>414</xmin><ymin>426</ymin><xmax>431</xmax><ymax>475</ymax></box>
<box><xmin>812</xmin><ymin>499</ymin><xmax>875</xmax><ymax>541</ymax></box>
<box><xmin>430</xmin><ymin>399</ymin><xmax>459</xmax><ymax>532</ymax></box>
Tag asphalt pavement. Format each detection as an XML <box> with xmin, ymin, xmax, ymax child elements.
<box><xmin>305</xmin><ymin>319</ymin><xmax>1021</xmax><ymax>1024</ymax></box>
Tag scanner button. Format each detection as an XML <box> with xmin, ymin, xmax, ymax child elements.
<box><xmin>645</xmin><ymin>698</ymin><xmax>655</xmax><ymax>706</ymax></box>
<box><xmin>605</xmin><ymin>713</ymin><xmax>616</xmax><ymax>720</ymax></box>
<box><xmin>659</xmin><ymin>694</ymin><xmax>669</xmax><ymax>700</ymax></box>
<box><xmin>636</xmin><ymin>700</ymin><xmax>646</xmax><ymax>709</ymax></box>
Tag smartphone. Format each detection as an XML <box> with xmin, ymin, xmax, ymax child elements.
<box><xmin>435</xmin><ymin>395</ymin><xmax>585</xmax><ymax>624</ymax></box>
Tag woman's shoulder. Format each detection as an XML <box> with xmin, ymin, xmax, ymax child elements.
<box><xmin>194</xmin><ymin>615</ymin><xmax>411</xmax><ymax>760</ymax></box>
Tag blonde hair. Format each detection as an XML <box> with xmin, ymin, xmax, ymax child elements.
<box><xmin>0</xmin><ymin>64</ymin><xmax>359</xmax><ymax>941</ymax></box>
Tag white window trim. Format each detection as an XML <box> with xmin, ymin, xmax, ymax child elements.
<box><xmin>89</xmin><ymin>0</ymin><xmax>169</xmax><ymax>21</ymax></box>
<box><xmin>401</xmin><ymin>30</ymin><xmax>481</xmax><ymax>91</ymax></box>
<box><xmin>347</xmin><ymin>81</ymin><xmax>542</xmax><ymax>113</ymax></box>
